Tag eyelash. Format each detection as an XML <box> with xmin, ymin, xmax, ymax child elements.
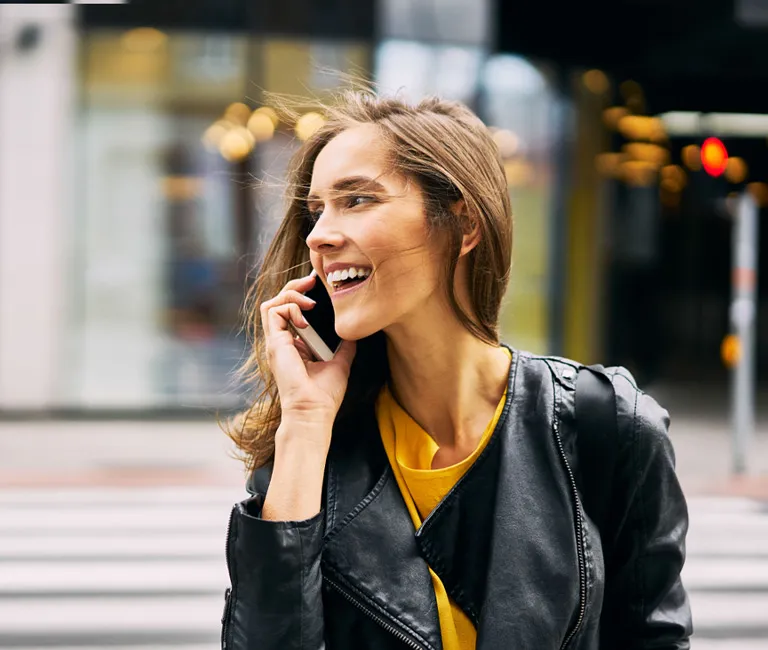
<box><xmin>307</xmin><ymin>195</ymin><xmax>376</xmax><ymax>224</ymax></box>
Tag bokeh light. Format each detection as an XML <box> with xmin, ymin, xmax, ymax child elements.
<box><xmin>120</xmin><ymin>27</ymin><xmax>167</xmax><ymax>53</ymax></box>
<box><xmin>582</xmin><ymin>69</ymin><xmax>610</xmax><ymax>95</ymax></box>
<box><xmin>623</xmin><ymin>142</ymin><xmax>670</xmax><ymax>167</ymax></box>
<box><xmin>295</xmin><ymin>112</ymin><xmax>326</xmax><ymax>141</ymax></box>
<box><xmin>747</xmin><ymin>181</ymin><xmax>768</xmax><ymax>207</ymax></box>
<box><xmin>701</xmin><ymin>137</ymin><xmax>728</xmax><ymax>177</ymax></box>
<box><xmin>603</xmin><ymin>106</ymin><xmax>628</xmax><ymax>131</ymax></box>
<box><xmin>492</xmin><ymin>129</ymin><xmax>520</xmax><ymax>158</ymax></box>
<box><xmin>725</xmin><ymin>156</ymin><xmax>748</xmax><ymax>184</ymax></box>
<box><xmin>660</xmin><ymin>164</ymin><xmax>687</xmax><ymax>192</ymax></box>
<box><xmin>219</xmin><ymin>127</ymin><xmax>255</xmax><ymax>162</ymax></box>
<box><xmin>224</xmin><ymin>102</ymin><xmax>252</xmax><ymax>127</ymax></box>
<box><xmin>247</xmin><ymin>111</ymin><xmax>276</xmax><ymax>142</ymax></box>
<box><xmin>682</xmin><ymin>144</ymin><xmax>702</xmax><ymax>171</ymax></box>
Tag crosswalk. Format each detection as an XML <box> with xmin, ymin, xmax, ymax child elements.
<box><xmin>0</xmin><ymin>486</ymin><xmax>246</xmax><ymax>650</ymax></box>
<box><xmin>0</xmin><ymin>488</ymin><xmax>765</xmax><ymax>648</ymax></box>
<box><xmin>683</xmin><ymin>497</ymin><xmax>768</xmax><ymax>649</ymax></box>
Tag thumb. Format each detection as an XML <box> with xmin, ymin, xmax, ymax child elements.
<box><xmin>333</xmin><ymin>338</ymin><xmax>357</xmax><ymax>370</ymax></box>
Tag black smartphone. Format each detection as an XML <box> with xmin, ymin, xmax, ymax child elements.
<box><xmin>296</xmin><ymin>270</ymin><xmax>342</xmax><ymax>361</ymax></box>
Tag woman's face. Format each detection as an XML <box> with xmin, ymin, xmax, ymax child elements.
<box><xmin>306</xmin><ymin>124</ymin><xmax>446</xmax><ymax>342</ymax></box>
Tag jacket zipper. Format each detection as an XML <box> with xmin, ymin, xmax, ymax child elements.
<box><xmin>325</xmin><ymin>575</ymin><xmax>428</xmax><ymax>650</ymax></box>
<box><xmin>221</xmin><ymin>505</ymin><xmax>236</xmax><ymax>649</ymax></box>
<box><xmin>553</xmin><ymin>427</ymin><xmax>587</xmax><ymax>650</ymax></box>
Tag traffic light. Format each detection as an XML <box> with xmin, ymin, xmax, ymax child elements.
<box><xmin>701</xmin><ymin>137</ymin><xmax>728</xmax><ymax>177</ymax></box>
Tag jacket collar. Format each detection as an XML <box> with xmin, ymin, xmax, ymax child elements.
<box><xmin>322</xmin><ymin>348</ymin><xmax>584</xmax><ymax>649</ymax></box>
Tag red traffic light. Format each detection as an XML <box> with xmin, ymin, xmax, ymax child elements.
<box><xmin>701</xmin><ymin>137</ymin><xmax>728</xmax><ymax>177</ymax></box>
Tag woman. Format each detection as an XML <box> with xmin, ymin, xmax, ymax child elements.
<box><xmin>222</xmin><ymin>92</ymin><xmax>692</xmax><ymax>649</ymax></box>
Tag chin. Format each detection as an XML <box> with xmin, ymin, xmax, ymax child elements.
<box><xmin>334</xmin><ymin>315</ymin><xmax>380</xmax><ymax>342</ymax></box>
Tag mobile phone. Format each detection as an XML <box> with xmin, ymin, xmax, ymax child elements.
<box><xmin>295</xmin><ymin>269</ymin><xmax>341</xmax><ymax>361</ymax></box>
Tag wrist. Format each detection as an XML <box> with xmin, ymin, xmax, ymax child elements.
<box><xmin>274</xmin><ymin>419</ymin><xmax>333</xmax><ymax>458</ymax></box>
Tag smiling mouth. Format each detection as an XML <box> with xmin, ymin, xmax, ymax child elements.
<box><xmin>326</xmin><ymin>268</ymin><xmax>372</xmax><ymax>293</ymax></box>
<box><xmin>329</xmin><ymin>274</ymin><xmax>372</xmax><ymax>297</ymax></box>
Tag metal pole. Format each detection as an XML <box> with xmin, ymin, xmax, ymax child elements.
<box><xmin>730</xmin><ymin>191</ymin><xmax>760</xmax><ymax>475</ymax></box>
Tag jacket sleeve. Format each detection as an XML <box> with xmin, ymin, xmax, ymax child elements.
<box><xmin>600</xmin><ymin>369</ymin><xmax>693</xmax><ymax>649</ymax></box>
<box><xmin>222</xmin><ymin>467</ymin><xmax>326</xmax><ymax>650</ymax></box>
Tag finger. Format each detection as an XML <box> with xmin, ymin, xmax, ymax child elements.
<box><xmin>267</xmin><ymin>303</ymin><xmax>307</xmax><ymax>337</ymax></box>
<box><xmin>260</xmin><ymin>290</ymin><xmax>315</xmax><ymax>337</ymax></box>
<box><xmin>283</xmin><ymin>273</ymin><xmax>317</xmax><ymax>293</ymax></box>
<box><xmin>293</xmin><ymin>336</ymin><xmax>315</xmax><ymax>363</ymax></box>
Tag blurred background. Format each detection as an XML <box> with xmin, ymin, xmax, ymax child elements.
<box><xmin>0</xmin><ymin>0</ymin><xmax>766</xmax><ymax>648</ymax></box>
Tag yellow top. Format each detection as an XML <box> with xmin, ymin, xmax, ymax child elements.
<box><xmin>375</xmin><ymin>349</ymin><xmax>511</xmax><ymax>650</ymax></box>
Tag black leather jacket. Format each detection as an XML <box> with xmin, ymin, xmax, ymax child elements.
<box><xmin>222</xmin><ymin>350</ymin><xmax>692</xmax><ymax>649</ymax></box>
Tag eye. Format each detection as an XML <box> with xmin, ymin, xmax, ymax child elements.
<box><xmin>346</xmin><ymin>194</ymin><xmax>376</xmax><ymax>209</ymax></box>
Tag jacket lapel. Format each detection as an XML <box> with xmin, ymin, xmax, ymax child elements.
<box><xmin>322</xmin><ymin>409</ymin><xmax>443</xmax><ymax>650</ymax></box>
<box><xmin>475</xmin><ymin>354</ymin><xmax>582</xmax><ymax>648</ymax></box>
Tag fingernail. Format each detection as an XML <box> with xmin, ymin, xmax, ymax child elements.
<box><xmin>305</xmin><ymin>297</ymin><xmax>316</xmax><ymax>305</ymax></box>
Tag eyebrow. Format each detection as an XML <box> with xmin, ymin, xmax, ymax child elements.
<box><xmin>306</xmin><ymin>176</ymin><xmax>386</xmax><ymax>203</ymax></box>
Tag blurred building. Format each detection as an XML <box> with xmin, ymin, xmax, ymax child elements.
<box><xmin>1</xmin><ymin>1</ymin><xmax>764</xmax><ymax>415</ymax></box>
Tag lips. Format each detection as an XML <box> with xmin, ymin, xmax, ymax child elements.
<box><xmin>329</xmin><ymin>272</ymin><xmax>371</xmax><ymax>299</ymax></box>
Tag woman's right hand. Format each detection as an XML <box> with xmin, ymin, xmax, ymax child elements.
<box><xmin>260</xmin><ymin>272</ymin><xmax>357</xmax><ymax>432</ymax></box>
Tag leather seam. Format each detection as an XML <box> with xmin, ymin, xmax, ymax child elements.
<box><xmin>323</xmin><ymin>467</ymin><xmax>391</xmax><ymax>542</ymax></box>
<box><xmin>298</xmin><ymin>526</ymin><xmax>306</xmax><ymax>649</ymax></box>
<box><xmin>322</xmin><ymin>565</ymin><xmax>437</xmax><ymax>650</ymax></box>
<box><xmin>630</xmin><ymin>382</ymin><xmax>646</xmax><ymax>624</ymax></box>
<box><xmin>326</xmin><ymin>462</ymin><xmax>338</xmax><ymax>532</ymax></box>
<box><xmin>548</xmin><ymin>358</ymin><xmax>590</xmax><ymax>644</ymax></box>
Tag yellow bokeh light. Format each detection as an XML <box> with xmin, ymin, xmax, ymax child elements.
<box><xmin>219</xmin><ymin>127</ymin><xmax>255</xmax><ymax>162</ymax></box>
<box><xmin>623</xmin><ymin>142</ymin><xmax>670</xmax><ymax>167</ymax></box>
<box><xmin>682</xmin><ymin>145</ymin><xmax>702</xmax><ymax>171</ymax></box>
<box><xmin>721</xmin><ymin>334</ymin><xmax>742</xmax><ymax>368</ymax></box>
<box><xmin>603</xmin><ymin>106</ymin><xmax>629</xmax><ymax>131</ymax></box>
<box><xmin>493</xmin><ymin>129</ymin><xmax>520</xmax><ymax>158</ymax></box>
<box><xmin>582</xmin><ymin>69</ymin><xmax>610</xmax><ymax>95</ymax></box>
<box><xmin>247</xmin><ymin>111</ymin><xmax>276</xmax><ymax>142</ymax></box>
<box><xmin>595</xmin><ymin>152</ymin><xmax>626</xmax><ymax>178</ymax></box>
<box><xmin>295</xmin><ymin>112</ymin><xmax>326</xmax><ymax>141</ymax></box>
<box><xmin>121</xmin><ymin>27</ymin><xmax>167</xmax><ymax>53</ymax></box>
<box><xmin>661</xmin><ymin>178</ymin><xmax>683</xmax><ymax>193</ymax></box>
<box><xmin>620</xmin><ymin>160</ymin><xmax>657</xmax><ymax>186</ymax></box>
<box><xmin>725</xmin><ymin>157</ymin><xmax>748</xmax><ymax>184</ymax></box>
<box><xmin>618</xmin><ymin>115</ymin><xmax>665</xmax><ymax>141</ymax></box>
<box><xmin>254</xmin><ymin>106</ymin><xmax>280</xmax><ymax>128</ymax></box>
<box><xmin>660</xmin><ymin>165</ymin><xmax>687</xmax><ymax>192</ymax></box>
<box><xmin>201</xmin><ymin>120</ymin><xmax>231</xmax><ymax>152</ymax></box>
<box><xmin>224</xmin><ymin>102</ymin><xmax>252</xmax><ymax>126</ymax></box>
<box><xmin>747</xmin><ymin>182</ymin><xmax>768</xmax><ymax>207</ymax></box>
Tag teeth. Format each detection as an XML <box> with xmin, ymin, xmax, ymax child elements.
<box><xmin>326</xmin><ymin>266</ymin><xmax>371</xmax><ymax>289</ymax></box>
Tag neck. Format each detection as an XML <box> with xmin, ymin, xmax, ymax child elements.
<box><xmin>384</xmin><ymin>317</ymin><xmax>511</xmax><ymax>455</ymax></box>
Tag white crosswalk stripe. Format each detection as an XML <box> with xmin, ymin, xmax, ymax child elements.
<box><xmin>0</xmin><ymin>486</ymin><xmax>246</xmax><ymax>650</ymax></box>
<box><xmin>683</xmin><ymin>497</ymin><xmax>768</xmax><ymax>649</ymax></box>
<box><xmin>0</xmin><ymin>488</ymin><xmax>765</xmax><ymax>648</ymax></box>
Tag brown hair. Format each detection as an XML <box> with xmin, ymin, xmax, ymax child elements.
<box><xmin>225</xmin><ymin>90</ymin><xmax>513</xmax><ymax>471</ymax></box>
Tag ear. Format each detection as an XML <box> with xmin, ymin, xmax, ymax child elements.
<box><xmin>455</xmin><ymin>199</ymin><xmax>481</xmax><ymax>257</ymax></box>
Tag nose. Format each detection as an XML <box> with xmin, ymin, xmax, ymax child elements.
<box><xmin>305</xmin><ymin>210</ymin><xmax>345</xmax><ymax>254</ymax></box>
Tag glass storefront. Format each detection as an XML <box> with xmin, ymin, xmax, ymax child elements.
<box><xmin>64</xmin><ymin>8</ymin><xmax>588</xmax><ymax>410</ymax></box>
<box><xmin>68</xmin><ymin>30</ymin><xmax>371</xmax><ymax>409</ymax></box>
